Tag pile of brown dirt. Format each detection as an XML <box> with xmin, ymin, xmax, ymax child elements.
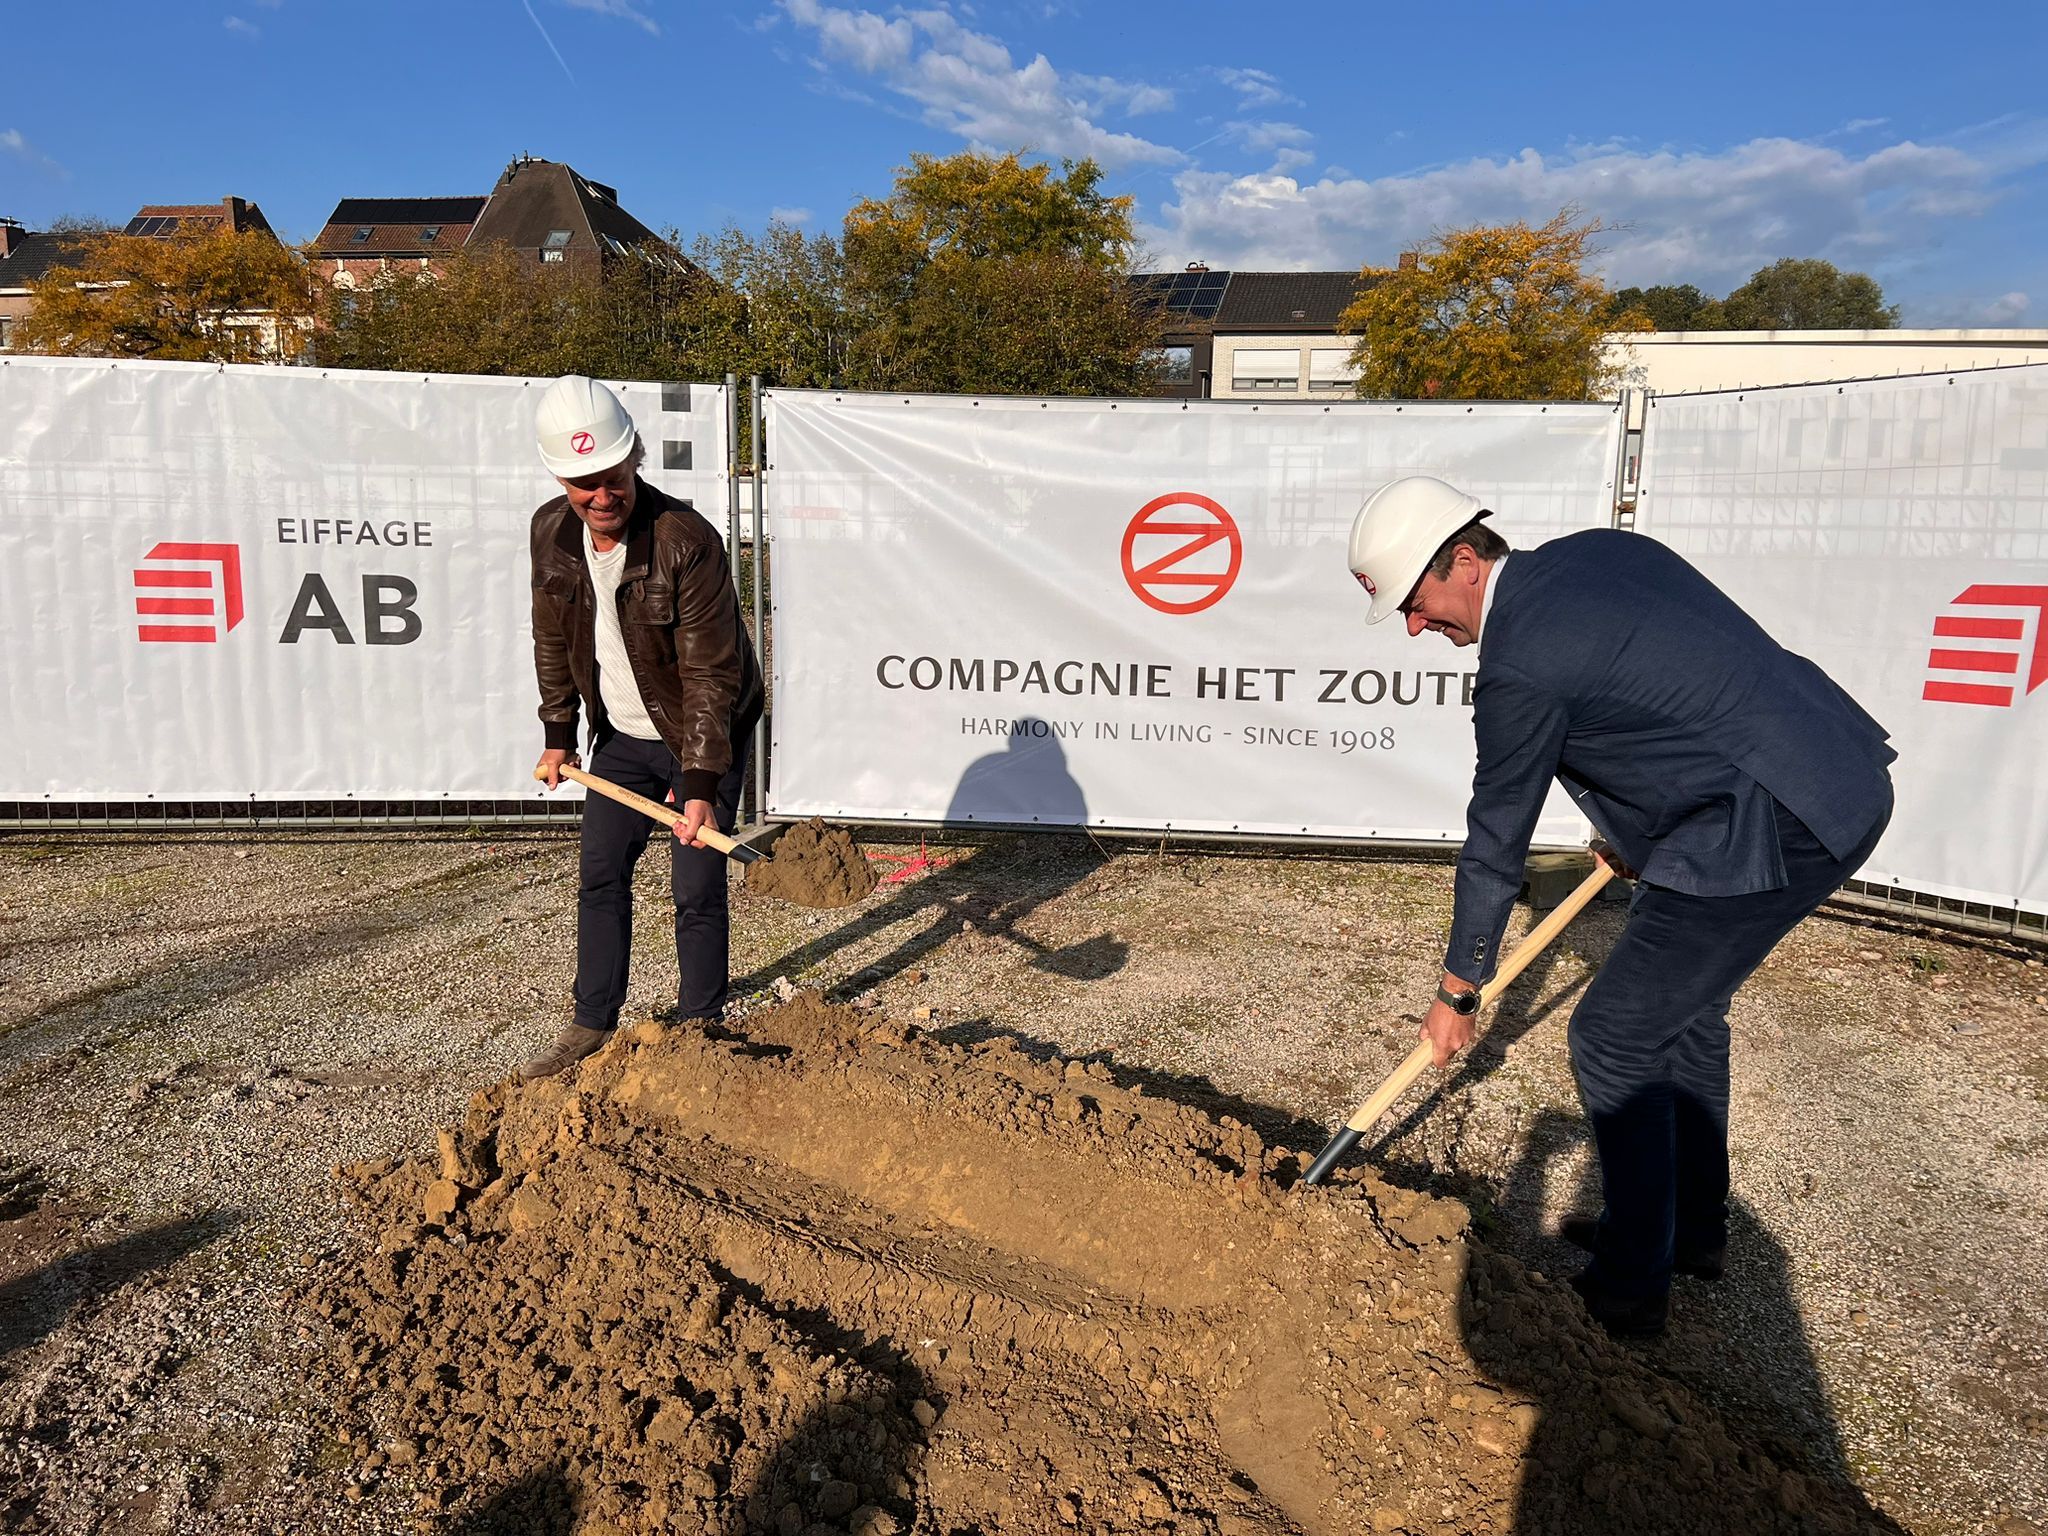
<box><xmin>744</xmin><ymin>819</ymin><xmax>877</xmax><ymax>909</ymax></box>
<box><xmin>304</xmin><ymin>998</ymin><xmax>1895</xmax><ymax>1535</ymax></box>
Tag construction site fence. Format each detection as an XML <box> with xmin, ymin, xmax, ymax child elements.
<box><xmin>4</xmin><ymin>359</ymin><xmax>2046</xmax><ymax>946</ymax></box>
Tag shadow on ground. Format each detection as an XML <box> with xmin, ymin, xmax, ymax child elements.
<box><xmin>0</xmin><ymin>1208</ymin><xmax>237</xmax><ymax>1364</ymax></box>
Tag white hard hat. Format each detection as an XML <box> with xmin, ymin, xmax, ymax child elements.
<box><xmin>535</xmin><ymin>374</ymin><xmax>637</xmax><ymax>477</ymax></box>
<box><xmin>1347</xmin><ymin>475</ymin><xmax>1489</xmax><ymax>624</ymax></box>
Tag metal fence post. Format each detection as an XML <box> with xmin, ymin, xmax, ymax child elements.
<box><xmin>750</xmin><ymin>376</ymin><xmax>767</xmax><ymax>825</ymax></box>
<box><xmin>724</xmin><ymin>372</ymin><xmax>739</xmax><ymax>557</ymax></box>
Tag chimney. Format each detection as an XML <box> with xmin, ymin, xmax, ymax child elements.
<box><xmin>1397</xmin><ymin>251</ymin><xmax>1419</xmax><ymax>272</ymax></box>
<box><xmin>0</xmin><ymin>218</ymin><xmax>22</xmax><ymax>259</ymax></box>
<box><xmin>224</xmin><ymin>196</ymin><xmax>248</xmax><ymax>231</ymax></box>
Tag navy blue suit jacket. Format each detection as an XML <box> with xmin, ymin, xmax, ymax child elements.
<box><xmin>1444</xmin><ymin>530</ymin><xmax>1895</xmax><ymax>984</ymax></box>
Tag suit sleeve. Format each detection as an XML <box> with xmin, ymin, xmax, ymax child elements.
<box><xmin>670</xmin><ymin>538</ymin><xmax>744</xmax><ymax>803</ymax></box>
<box><xmin>1444</xmin><ymin>662</ymin><xmax>1570</xmax><ymax>984</ymax></box>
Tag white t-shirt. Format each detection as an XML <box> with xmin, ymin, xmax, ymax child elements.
<box><xmin>583</xmin><ymin>527</ymin><xmax>661</xmax><ymax>741</ymax></box>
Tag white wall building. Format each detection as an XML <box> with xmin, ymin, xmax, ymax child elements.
<box><xmin>1608</xmin><ymin>329</ymin><xmax>2048</xmax><ymax>394</ymax></box>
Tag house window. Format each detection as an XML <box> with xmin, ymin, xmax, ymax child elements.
<box><xmin>1142</xmin><ymin>345</ymin><xmax>1194</xmax><ymax>384</ymax></box>
<box><xmin>0</xmin><ymin>316</ymin><xmax>14</xmax><ymax>351</ymax></box>
<box><xmin>543</xmin><ymin>230</ymin><xmax>572</xmax><ymax>249</ymax></box>
<box><xmin>1231</xmin><ymin>347</ymin><xmax>1301</xmax><ymax>390</ymax></box>
<box><xmin>1308</xmin><ymin>348</ymin><xmax>1361</xmax><ymax>392</ymax></box>
<box><xmin>350</xmin><ymin>227</ymin><xmax>373</xmax><ymax>244</ymax></box>
<box><xmin>418</xmin><ymin>225</ymin><xmax>441</xmax><ymax>243</ymax></box>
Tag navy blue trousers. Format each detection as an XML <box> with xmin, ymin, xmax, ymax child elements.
<box><xmin>1569</xmin><ymin>794</ymin><xmax>1890</xmax><ymax>1298</ymax></box>
<box><xmin>573</xmin><ymin>729</ymin><xmax>748</xmax><ymax>1032</ymax></box>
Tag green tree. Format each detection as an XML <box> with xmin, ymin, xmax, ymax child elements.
<box><xmin>15</xmin><ymin>226</ymin><xmax>322</xmax><ymax>363</ymax></box>
<box><xmin>318</xmin><ymin>242</ymin><xmax>743</xmax><ymax>382</ymax></box>
<box><xmin>689</xmin><ymin>220</ymin><xmax>848</xmax><ymax>388</ymax></box>
<box><xmin>838</xmin><ymin>151</ymin><xmax>1165</xmax><ymax>395</ymax></box>
<box><xmin>1717</xmin><ymin>258</ymin><xmax>1900</xmax><ymax>330</ymax></box>
<box><xmin>1340</xmin><ymin>209</ymin><xmax>1638</xmax><ymax>401</ymax></box>
<box><xmin>1606</xmin><ymin>282</ymin><xmax>1719</xmax><ymax>331</ymax></box>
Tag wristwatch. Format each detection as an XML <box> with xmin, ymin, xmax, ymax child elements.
<box><xmin>1436</xmin><ymin>985</ymin><xmax>1481</xmax><ymax>1016</ymax></box>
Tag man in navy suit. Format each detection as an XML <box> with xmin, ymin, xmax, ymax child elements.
<box><xmin>1348</xmin><ymin>476</ymin><xmax>1895</xmax><ymax>1338</ymax></box>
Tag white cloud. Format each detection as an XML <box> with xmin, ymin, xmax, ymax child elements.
<box><xmin>1981</xmin><ymin>291</ymin><xmax>2031</xmax><ymax>324</ymax></box>
<box><xmin>1227</xmin><ymin>120</ymin><xmax>1312</xmax><ymax>155</ymax></box>
<box><xmin>1143</xmin><ymin>133</ymin><xmax>2028</xmax><ymax>295</ymax></box>
<box><xmin>779</xmin><ymin>0</ymin><xmax>1181</xmax><ymax>169</ymax></box>
<box><xmin>1216</xmin><ymin>67</ymin><xmax>1298</xmax><ymax>109</ymax></box>
<box><xmin>562</xmin><ymin>0</ymin><xmax>659</xmax><ymax>34</ymax></box>
<box><xmin>1</xmin><ymin>128</ymin><xmax>66</xmax><ymax>178</ymax></box>
<box><xmin>770</xmin><ymin>205</ymin><xmax>814</xmax><ymax>226</ymax></box>
<box><xmin>1914</xmin><ymin>289</ymin><xmax>2034</xmax><ymax>327</ymax></box>
<box><xmin>223</xmin><ymin>14</ymin><xmax>258</xmax><ymax>36</ymax></box>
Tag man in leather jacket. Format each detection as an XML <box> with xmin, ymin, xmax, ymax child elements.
<box><xmin>522</xmin><ymin>376</ymin><xmax>763</xmax><ymax>1079</ymax></box>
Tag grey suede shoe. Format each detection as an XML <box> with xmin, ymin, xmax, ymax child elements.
<box><xmin>518</xmin><ymin>1024</ymin><xmax>611</xmax><ymax>1081</ymax></box>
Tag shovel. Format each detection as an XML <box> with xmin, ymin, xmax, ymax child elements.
<box><xmin>1299</xmin><ymin>860</ymin><xmax>1616</xmax><ymax>1187</ymax></box>
<box><xmin>539</xmin><ymin>763</ymin><xmax>764</xmax><ymax>865</ymax></box>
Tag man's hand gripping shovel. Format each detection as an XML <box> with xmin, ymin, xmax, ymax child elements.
<box><xmin>1298</xmin><ymin>859</ymin><xmax>1617</xmax><ymax>1187</ymax></box>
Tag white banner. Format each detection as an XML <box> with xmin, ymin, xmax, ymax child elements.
<box><xmin>0</xmin><ymin>356</ymin><xmax>727</xmax><ymax>800</ymax></box>
<box><xmin>1637</xmin><ymin>365</ymin><xmax>2048</xmax><ymax>914</ymax></box>
<box><xmin>764</xmin><ymin>390</ymin><xmax>1622</xmax><ymax>843</ymax></box>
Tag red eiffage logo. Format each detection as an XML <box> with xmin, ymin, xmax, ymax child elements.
<box><xmin>133</xmin><ymin>542</ymin><xmax>244</xmax><ymax>644</ymax></box>
<box><xmin>1922</xmin><ymin>584</ymin><xmax>2048</xmax><ymax>707</ymax></box>
<box><xmin>1121</xmin><ymin>492</ymin><xmax>1243</xmax><ymax>615</ymax></box>
<box><xmin>570</xmin><ymin>430</ymin><xmax>596</xmax><ymax>456</ymax></box>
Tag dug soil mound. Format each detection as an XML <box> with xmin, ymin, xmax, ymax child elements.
<box><xmin>306</xmin><ymin>999</ymin><xmax>1893</xmax><ymax>1536</ymax></box>
<box><xmin>744</xmin><ymin>819</ymin><xmax>877</xmax><ymax>909</ymax></box>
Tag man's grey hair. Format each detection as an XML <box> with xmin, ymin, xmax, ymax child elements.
<box><xmin>1426</xmin><ymin>515</ymin><xmax>1510</xmax><ymax>579</ymax></box>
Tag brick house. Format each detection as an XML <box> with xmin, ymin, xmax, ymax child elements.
<box><xmin>1133</xmin><ymin>264</ymin><xmax>1375</xmax><ymax>400</ymax></box>
<box><xmin>307</xmin><ymin>196</ymin><xmax>487</xmax><ymax>287</ymax></box>
<box><xmin>308</xmin><ymin>156</ymin><xmax>690</xmax><ymax>287</ymax></box>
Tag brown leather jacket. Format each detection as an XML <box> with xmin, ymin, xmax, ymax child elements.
<box><xmin>530</xmin><ymin>479</ymin><xmax>762</xmax><ymax>803</ymax></box>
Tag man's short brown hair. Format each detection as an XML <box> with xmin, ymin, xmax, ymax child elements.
<box><xmin>1426</xmin><ymin>516</ymin><xmax>1510</xmax><ymax>579</ymax></box>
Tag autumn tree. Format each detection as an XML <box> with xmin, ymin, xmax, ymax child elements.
<box><xmin>318</xmin><ymin>241</ymin><xmax>744</xmax><ymax>382</ymax></box>
<box><xmin>1718</xmin><ymin>258</ymin><xmax>1899</xmax><ymax>330</ymax></box>
<box><xmin>1340</xmin><ymin>210</ymin><xmax>1637</xmax><ymax>401</ymax></box>
<box><xmin>14</xmin><ymin>226</ymin><xmax>322</xmax><ymax>363</ymax></box>
<box><xmin>838</xmin><ymin>151</ymin><xmax>1165</xmax><ymax>395</ymax></box>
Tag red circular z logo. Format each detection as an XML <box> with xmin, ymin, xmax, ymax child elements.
<box><xmin>570</xmin><ymin>431</ymin><xmax>595</xmax><ymax>455</ymax></box>
<box><xmin>1121</xmin><ymin>492</ymin><xmax>1242</xmax><ymax>615</ymax></box>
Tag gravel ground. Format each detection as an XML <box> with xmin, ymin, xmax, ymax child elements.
<box><xmin>1</xmin><ymin>828</ymin><xmax>2043</xmax><ymax>1534</ymax></box>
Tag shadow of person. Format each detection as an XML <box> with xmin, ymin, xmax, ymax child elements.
<box><xmin>0</xmin><ymin>1208</ymin><xmax>236</xmax><ymax>1364</ymax></box>
<box><xmin>943</xmin><ymin>717</ymin><xmax>1088</xmax><ymax>827</ymax></box>
<box><xmin>731</xmin><ymin>717</ymin><xmax>1124</xmax><ymax>1001</ymax></box>
<box><xmin>1470</xmin><ymin>1110</ymin><xmax>1905</xmax><ymax>1533</ymax></box>
<box><xmin>443</xmin><ymin>1465</ymin><xmax>578</xmax><ymax>1535</ymax></box>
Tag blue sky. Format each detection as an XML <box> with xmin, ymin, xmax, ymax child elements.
<box><xmin>6</xmin><ymin>1</ymin><xmax>2045</xmax><ymax>325</ymax></box>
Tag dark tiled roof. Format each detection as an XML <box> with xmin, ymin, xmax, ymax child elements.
<box><xmin>310</xmin><ymin>221</ymin><xmax>477</xmax><ymax>257</ymax></box>
<box><xmin>0</xmin><ymin>231</ymin><xmax>82</xmax><ymax>290</ymax></box>
<box><xmin>327</xmin><ymin>196</ymin><xmax>487</xmax><ymax>227</ymax></box>
<box><xmin>467</xmin><ymin>158</ymin><xmax>687</xmax><ymax>269</ymax></box>
<box><xmin>1212</xmin><ymin>271</ymin><xmax>1374</xmax><ymax>332</ymax></box>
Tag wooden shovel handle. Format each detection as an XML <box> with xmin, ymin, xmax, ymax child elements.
<box><xmin>539</xmin><ymin>762</ymin><xmax>742</xmax><ymax>856</ymax></box>
<box><xmin>1341</xmin><ymin>860</ymin><xmax>1615</xmax><ymax>1134</ymax></box>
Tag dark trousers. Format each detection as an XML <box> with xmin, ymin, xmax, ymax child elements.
<box><xmin>1568</xmin><ymin>794</ymin><xmax>1890</xmax><ymax>1298</ymax></box>
<box><xmin>573</xmin><ymin>729</ymin><xmax>748</xmax><ymax>1032</ymax></box>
